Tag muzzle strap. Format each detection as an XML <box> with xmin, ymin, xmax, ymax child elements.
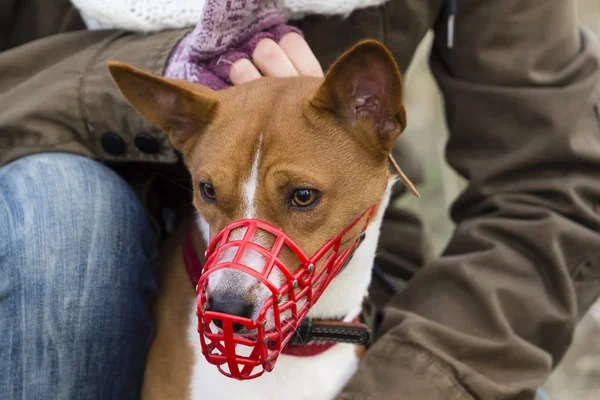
<box><xmin>288</xmin><ymin>318</ymin><xmax>371</xmax><ymax>347</ymax></box>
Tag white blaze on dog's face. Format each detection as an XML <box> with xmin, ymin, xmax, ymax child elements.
<box><xmin>108</xmin><ymin>40</ymin><xmax>407</xmax><ymax>329</ymax></box>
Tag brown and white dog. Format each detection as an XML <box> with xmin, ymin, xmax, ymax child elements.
<box><xmin>108</xmin><ymin>40</ymin><xmax>415</xmax><ymax>400</ymax></box>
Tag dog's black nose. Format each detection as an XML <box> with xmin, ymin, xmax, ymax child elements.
<box><xmin>207</xmin><ymin>297</ymin><xmax>253</xmax><ymax>332</ymax></box>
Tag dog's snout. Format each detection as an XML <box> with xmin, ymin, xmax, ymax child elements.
<box><xmin>207</xmin><ymin>297</ymin><xmax>253</xmax><ymax>332</ymax></box>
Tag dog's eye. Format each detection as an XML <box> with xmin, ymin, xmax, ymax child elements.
<box><xmin>200</xmin><ymin>183</ymin><xmax>216</xmax><ymax>202</ymax></box>
<box><xmin>291</xmin><ymin>189</ymin><xmax>319</xmax><ymax>208</ymax></box>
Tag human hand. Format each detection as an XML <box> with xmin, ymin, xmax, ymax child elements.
<box><xmin>164</xmin><ymin>22</ymin><xmax>322</xmax><ymax>90</ymax></box>
<box><xmin>228</xmin><ymin>31</ymin><xmax>323</xmax><ymax>85</ymax></box>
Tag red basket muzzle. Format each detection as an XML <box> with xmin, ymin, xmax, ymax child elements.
<box><xmin>196</xmin><ymin>205</ymin><xmax>375</xmax><ymax>380</ymax></box>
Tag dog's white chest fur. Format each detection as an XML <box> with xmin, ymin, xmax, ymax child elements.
<box><xmin>187</xmin><ymin>315</ymin><xmax>359</xmax><ymax>400</ymax></box>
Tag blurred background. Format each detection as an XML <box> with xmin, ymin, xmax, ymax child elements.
<box><xmin>394</xmin><ymin>1</ymin><xmax>600</xmax><ymax>399</ymax></box>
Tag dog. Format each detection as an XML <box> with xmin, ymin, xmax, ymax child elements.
<box><xmin>108</xmin><ymin>39</ymin><xmax>417</xmax><ymax>400</ymax></box>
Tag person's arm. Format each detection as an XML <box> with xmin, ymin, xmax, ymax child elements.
<box><xmin>337</xmin><ymin>1</ymin><xmax>600</xmax><ymax>399</ymax></box>
<box><xmin>0</xmin><ymin>0</ymin><xmax>315</xmax><ymax>167</ymax></box>
<box><xmin>0</xmin><ymin>28</ymin><xmax>189</xmax><ymax>167</ymax></box>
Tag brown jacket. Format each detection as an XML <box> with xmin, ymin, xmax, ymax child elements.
<box><xmin>2</xmin><ymin>1</ymin><xmax>600</xmax><ymax>399</ymax></box>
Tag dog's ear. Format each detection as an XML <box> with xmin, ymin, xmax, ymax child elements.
<box><xmin>108</xmin><ymin>61</ymin><xmax>218</xmax><ymax>154</ymax></box>
<box><xmin>311</xmin><ymin>40</ymin><xmax>406</xmax><ymax>152</ymax></box>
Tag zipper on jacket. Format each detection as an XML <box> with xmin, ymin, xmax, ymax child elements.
<box><xmin>445</xmin><ymin>0</ymin><xmax>457</xmax><ymax>49</ymax></box>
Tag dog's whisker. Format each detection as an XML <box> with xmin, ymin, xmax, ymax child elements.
<box><xmin>276</xmin><ymin>322</ymin><xmax>305</xmax><ymax>346</ymax></box>
<box><xmin>156</xmin><ymin>173</ymin><xmax>193</xmax><ymax>194</ymax></box>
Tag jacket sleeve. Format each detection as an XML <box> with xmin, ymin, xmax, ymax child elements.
<box><xmin>0</xmin><ymin>28</ymin><xmax>188</xmax><ymax>167</ymax></box>
<box><xmin>337</xmin><ymin>1</ymin><xmax>600</xmax><ymax>399</ymax></box>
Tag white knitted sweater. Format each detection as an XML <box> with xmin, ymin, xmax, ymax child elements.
<box><xmin>71</xmin><ymin>0</ymin><xmax>390</xmax><ymax>32</ymax></box>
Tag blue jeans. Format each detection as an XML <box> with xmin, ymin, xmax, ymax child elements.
<box><xmin>0</xmin><ymin>153</ymin><xmax>159</xmax><ymax>399</ymax></box>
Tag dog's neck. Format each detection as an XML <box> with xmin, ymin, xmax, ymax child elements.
<box><xmin>195</xmin><ymin>177</ymin><xmax>395</xmax><ymax>322</ymax></box>
<box><xmin>306</xmin><ymin>178</ymin><xmax>395</xmax><ymax>320</ymax></box>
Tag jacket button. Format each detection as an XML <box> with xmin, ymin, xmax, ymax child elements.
<box><xmin>134</xmin><ymin>133</ymin><xmax>161</xmax><ymax>154</ymax></box>
<box><xmin>101</xmin><ymin>132</ymin><xmax>126</xmax><ymax>156</ymax></box>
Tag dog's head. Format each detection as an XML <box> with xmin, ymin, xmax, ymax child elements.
<box><xmin>109</xmin><ymin>40</ymin><xmax>406</xmax><ymax>331</ymax></box>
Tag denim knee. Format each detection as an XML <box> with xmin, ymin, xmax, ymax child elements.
<box><xmin>0</xmin><ymin>153</ymin><xmax>159</xmax><ymax>399</ymax></box>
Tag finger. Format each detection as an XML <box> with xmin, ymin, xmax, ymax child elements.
<box><xmin>229</xmin><ymin>58</ymin><xmax>262</xmax><ymax>85</ymax></box>
<box><xmin>278</xmin><ymin>33</ymin><xmax>324</xmax><ymax>77</ymax></box>
<box><xmin>252</xmin><ymin>38</ymin><xmax>299</xmax><ymax>77</ymax></box>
